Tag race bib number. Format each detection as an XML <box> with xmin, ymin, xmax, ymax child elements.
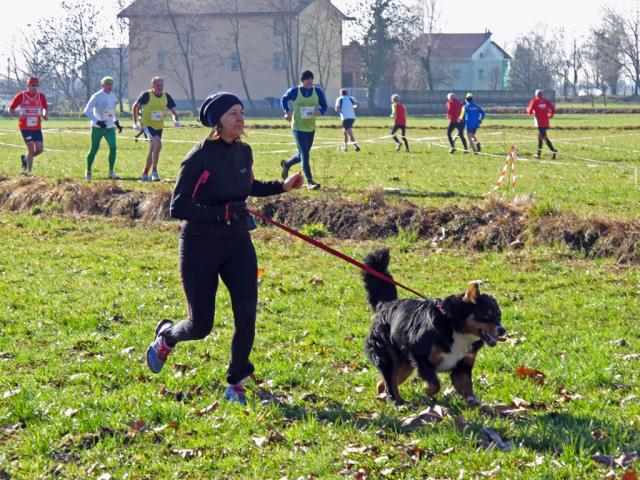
<box><xmin>26</xmin><ymin>117</ymin><xmax>38</xmax><ymax>127</ymax></box>
<box><xmin>300</xmin><ymin>106</ymin><xmax>315</xmax><ymax>119</ymax></box>
<box><xmin>104</xmin><ymin>110</ymin><xmax>114</xmax><ymax>120</ymax></box>
<box><xmin>151</xmin><ymin>111</ymin><xmax>164</xmax><ymax>121</ymax></box>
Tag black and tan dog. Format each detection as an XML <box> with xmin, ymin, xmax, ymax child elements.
<box><xmin>362</xmin><ymin>249</ymin><xmax>505</xmax><ymax>406</ymax></box>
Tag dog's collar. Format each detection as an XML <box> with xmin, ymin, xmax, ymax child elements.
<box><xmin>434</xmin><ymin>298</ymin><xmax>447</xmax><ymax>316</ymax></box>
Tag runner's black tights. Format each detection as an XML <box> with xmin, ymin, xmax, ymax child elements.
<box><xmin>163</xmin><ymin>231</ymin><xmax>258</xmax><ymax>385</ymax></box>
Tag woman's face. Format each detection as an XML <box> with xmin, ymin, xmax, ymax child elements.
<box><xmin>219</xmin><ymin>104</ymin><xmax>244</xmax><ymax>139</ymax></box>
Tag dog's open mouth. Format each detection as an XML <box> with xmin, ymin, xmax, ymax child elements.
<box><xmin>478</xmin><ymin>329</ymin><xmax>498</xmax><ymax>347</ymax></box>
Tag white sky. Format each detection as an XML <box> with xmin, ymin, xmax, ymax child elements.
<box><xmin>334</xmin><ymin>0</ymin><xmax>618</xmax><ymax>52</ymax></box>
<box><xmin>0</xmin><ymin>0</ymin><xmax>629</xmax><ymax>60</ymax></box>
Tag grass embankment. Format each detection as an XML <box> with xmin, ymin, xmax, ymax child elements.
<box><xmin>0</xmin><ymin>116</ymin><xmax>638</xmax><ymax>219</ymax></box>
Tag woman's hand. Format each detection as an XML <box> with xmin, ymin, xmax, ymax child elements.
<box><xmin>283</xmin><ymin>171</ymin><xmax>304</xmax><ymax>191</ymax></box>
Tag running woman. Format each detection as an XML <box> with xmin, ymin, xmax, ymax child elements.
<box><xmin>9</xmin><ymin>77</ymin><xmax>48</xmax><ymax>175</ymax></box>
<box><xmin>335</xmin><ymin>89</ymin><xmax>361</xmax><ymax>152</ymax></box>
<box><xmin>279</xmin><ymin>70</ymin><xmax>328</xmax><ymax>190</ymax></box>
<box><xmin>132</xmin><ymin>76</ymin><xmax>181</xmax><ymax>182</ymax></box>
<box><xmin>460</xmin><ymin>93</ymin><xmax>485</xmax><ymax>154</ymax></box>
<box><xmin>527</xmin><ymin>89</ymin><xmax>557</xmax><ymax>159</ymax></box>
<box><xmin>446</xmin><ymin>92</ymin><xmax>468</xmax><ymax>154</ymax></box>
<box><xmin>390</xmin><ymin>94</ymin><xmax>410</xmax><ymax>152</ymax></box>
<box><xmin>83</xmin><ymin>76</ymin><xmax>122</xmax><ymax>181</ymax></box>
<box><xmin>145</xmin><ymin>91</ymin><xmax>304</xmax><ymax>405</ymax></box>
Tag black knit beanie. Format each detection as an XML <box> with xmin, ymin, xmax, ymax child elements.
<box><xmin>199</xmin><ymin>91</ymin><xmax>244</xmax><ymax>127</ymax></box>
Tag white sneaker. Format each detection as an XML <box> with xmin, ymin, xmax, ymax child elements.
<box><xmin>223</xmin><ymin>384</ymin><xmax>247</xmax><ymax>405</ymax></box>
<box><xmin>108</xmin><ymin>171</ymin><xmax>120</xmax><ymax>180</ymax></box>
<box><xmin>150</xmin><ymin>171</ymin><xmax>160</xmax><ymax>182</ymax></box>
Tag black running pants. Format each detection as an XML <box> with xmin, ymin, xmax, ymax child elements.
<box><xmin>164</xmin><ymin>231</ymin><xmax>258</xmax><ymax>385</ymax></box>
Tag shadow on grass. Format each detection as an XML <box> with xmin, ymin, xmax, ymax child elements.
<box><xmin>274</xmin><ymin>398</ymin><xmax>630</xmax><ymax>456</ymax></box>
<box><xmin>384</xmin><ymin>188</ymin><xmax>484</xmax><ymax>200</ymax></box>
<box><xmin>314</xmin><ymin>184</ymin><xmax>482</xmax><ymax>200</ymax></box>
<box><xmin>511</xmin><ymin>411</ymin><xmax>625</xmax><ymax>454</ymax></box>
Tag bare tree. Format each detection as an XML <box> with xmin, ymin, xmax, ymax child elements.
<box><xmin>602</xmin><ymin>6</ymin><xmax>640</xmax><ymax>94</ymax></box>
<box><xmin>557</xmin><ymin>35</ymin><xmax>585</xmax><ymax>97</ymax></box>
<box><xmin>510</xmin><ymin>28</ymin><xmax>561</xmax><ymax>92</ymax></box>
<box><xmin>144</xmin><ymin>0</ymin><xmax>212</xmax><ymax>115</ymax></box>
<box><xmin>349</xmin><ymin>0</ymin><xmax>417</xmax><ymax>108</ymax></box>
<box><xmin>50</xmin><ymin>0</ymin><xmax>106</xmax><ymax>103</ymax></box>
<box><xmin>417</xmin><ymin>0</ymin><xmax>439</xmax><ymax>90</ymax></box>
<box><xmin>111</xmin><ymin>0</ymin><xmax>130</xmax><ymax>114</ymax></box>
<box><xmin>163</xmin><ymin>0</ymin><xmax>199</xmax><ymax>114</ymax></box>
<box><xmin>487</xmin><ymin>67</ymin><xmax>502</xmax><ymax>91</ymax></box>
<box><xmin>226</xmin><ymin>0</ymin><xmax>255</xmax><ymax>110</ymax></box>
<box><xmin>264</xmin><ymin>0</ymin><xmax>308</xmax><ymax>87</ymax></box>
<box><xmin>586</xmin><ymin>27</ymin><xmax>623</xmax><ymax>99</ymax></box>
<box><xmin>301</xmin><ymin>1</ymin><xmax>342</xmax><ymax>93</ymax></box>
<box><xmin>32</xmin><ymin>18</ymin><xmax>84</xmax><ymax>110</ymax></box>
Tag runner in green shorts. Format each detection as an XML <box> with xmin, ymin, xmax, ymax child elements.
<box><xmin>83</xmin><ymin>76</ymin><xmax>123</xmax><ymax>180</ymax></box>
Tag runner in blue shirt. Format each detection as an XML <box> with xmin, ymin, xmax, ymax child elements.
<box><xmin>460</xmin><ymin>93</ymin><xmax>485</xmax><ymax>154</ymax></box>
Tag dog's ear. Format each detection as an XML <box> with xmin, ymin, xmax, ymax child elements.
<box><xmin>463</xmin><ymin>281</ymin><xmax>482</xmax><ymax>304</ymax></box>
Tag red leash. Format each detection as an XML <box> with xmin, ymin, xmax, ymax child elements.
<box><xmin>246</xmin><ymin>208</ymin><xmax>426</xmax><ymax>299</ymax></box>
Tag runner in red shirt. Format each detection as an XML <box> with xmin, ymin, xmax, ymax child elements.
<box><xmin>390</xmin><ymin>94</ymin><xmax>410</xmax><ymax>152</ymax></box>
<box><xmin>527</xmin><ymin>89</ymin><xmax>557</xmax><ymax>159</ymax></box>
<box><xmin>446</xmin><ymin>93</ymin><xmax>468</xmax><ymax>153</ymax></box>
<box><xmin>9</xmin><ymin>77</ymin><xmax>48</xmax><ymax>174</ymax></box>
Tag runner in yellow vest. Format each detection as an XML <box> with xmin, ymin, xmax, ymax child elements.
<box><xmin>279</xmin><ymin>70</ymin><xmax>327</xmax><ymax>190</ymax></box>
<box><xmin>133</xmin><ymin>76</ymin><xmax>180</xmax><ymax>182</ymax></box>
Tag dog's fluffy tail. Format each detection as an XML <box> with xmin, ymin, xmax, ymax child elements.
<box><xmin>362</xmin><ymin>248</ymin><xmax>398</xmax><ymax>311</ymax></box>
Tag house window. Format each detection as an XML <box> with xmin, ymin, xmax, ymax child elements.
<box><xmin>452</xmin><ymin>69</ymin><xmax>461</xmax><ymax>80</ymax></box>
<box><xmin>158</xmin><ymin>51</ymin><xmax>165</xmax><ymax>71</ymax></box>
<box><xmin>229</xmin><ymin>53</ymin><xmax>240</xmax><ymax>71</ymax></box>
<box><xmin>478</xmin><ymin>69</ymin><xmax>484</xmax><ymax>80</ymax></box>
<box><xmin>273</xmin><ymin>52</ymin><xmax>286</xmax><ymax>70</ymax></box>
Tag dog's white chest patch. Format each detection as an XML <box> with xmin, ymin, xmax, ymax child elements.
<box><xmin>436</xmin><ymin>332</ymin><xmax>478</xmax><ymax>372</ymax></box>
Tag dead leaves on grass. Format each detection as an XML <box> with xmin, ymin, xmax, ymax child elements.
<box><xmin>401</xmin><ymin>405</ymin><xmax>450</xmax><ymax>428</ymax></box>
<box><xmin>592</xmin><ymin>452</ymin><xmax>638</xmax><ymax>468</ymax></box>
<box><xmin>194</xmin><ymin>401</ymin><xmax>219</xmax><ymax>416</ymax></box>
<box><xmin>172</xmin><ymin>448</ymin><xmax>203</xmax><ymax>460</ymax></box>
<box><xmin>515</xmin><ymin>364</ymin><xmax>546</xmax><ymax>384</ymax></box>
<box><xmin>481</xmin><ymin>396</ymin><xmax>547</xmax><ymax>419</ymax></box>
<box><xmin>56</xmin><ymin>418</ymin><xmax>180</xmax><ymax>454</ymax></box>
<box><xmin>0</xmin><ymin>422</ymin><xmax>25</xmax><ymax>441</ymax></box>
<box><xmin>252</xmin><ymin>430</ymin><xmax>286</xmax><ymax>448</ymax></box>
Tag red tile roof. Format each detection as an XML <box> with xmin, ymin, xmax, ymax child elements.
<box><xmin>415</xmin><ymin>33</ymin><xmax>507</xmax><ymax>60</ymax></box>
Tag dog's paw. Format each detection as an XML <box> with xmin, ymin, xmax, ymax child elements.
<box><xmin>465</xmin><ymin>395</ymin><xmax>481</xmax><ymax>407</ymax></box>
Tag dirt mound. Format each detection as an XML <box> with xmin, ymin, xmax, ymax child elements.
<box><xmin>258</xmin><ymin>192</ymin><xmax>527</xmax><ymax>251</ymax></box>
<box><xmin>534</xmin><ymin>213</ymin><xmax>640</xmax><ymax>263</ymax></box>
<box><xmin>0</xmin><ymin>177</ymin><xmax>637</xmax><ymax>263</ymax></box>
<box><xmin>0</xmin><ymin>177</ymin><xmax>172</xmax><ymax>222</ymax></box>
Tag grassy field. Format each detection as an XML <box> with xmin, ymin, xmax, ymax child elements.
<box><xmin>0</xmin><ymin>115</ymin><xmax>639</xmax><ymax>219</ymax></box>
<box><xmin>0</xmin><ymin>116</ymin><xmax>639</xmax><ymax>479</ymax></box>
